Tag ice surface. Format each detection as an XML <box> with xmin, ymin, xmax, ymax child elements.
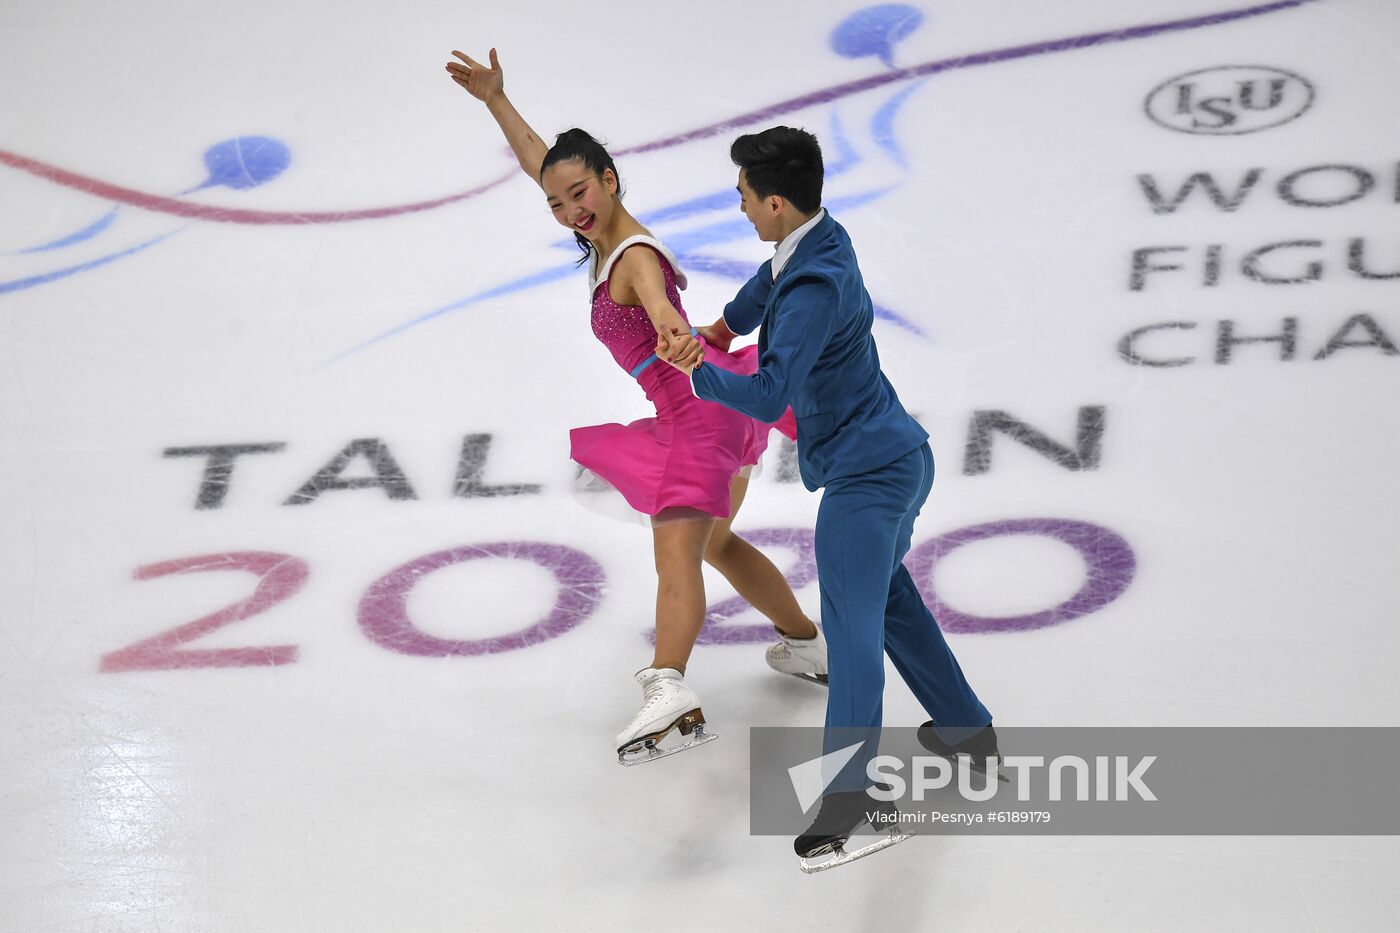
<box><xmin>2</xmin><ymin>1</ymin><xmax>1398</xmax><ymax>929</ymax></box>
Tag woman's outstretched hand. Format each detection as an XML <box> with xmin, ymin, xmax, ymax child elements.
<box><xmin>446</xmin><ymin>48</ymin><xmax>503</xmax><ymax>104</ymax></box>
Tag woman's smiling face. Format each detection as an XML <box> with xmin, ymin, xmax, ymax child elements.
<box><xmin>542</xmin><ymin>158</ymin><xmax>617</xmax><ymax>240</ymax></box>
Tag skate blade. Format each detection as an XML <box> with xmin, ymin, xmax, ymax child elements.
<box><xmin>617</xmin><ymin>714</ymin><xmax>718</xmax><ymax>767</ymax></box>
<box><xmin>785</xmin><ymin>672</ymin><xmax>828</xmax><ymax>686</ymax></box>
<box><xmin>799</xmin><ymin>829</ymin><xmax>911</xmax><ymax>874</ymax></box>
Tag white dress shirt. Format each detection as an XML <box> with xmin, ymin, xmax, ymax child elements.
<box><xmin>769</xmin><ymin>208</ymin><xmax>826</xmax><ymax>281</ymax></box>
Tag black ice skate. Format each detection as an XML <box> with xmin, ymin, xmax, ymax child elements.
<box><xmin>917</xmin><ymin>721</ymin><xmax>1008</xmax><ymax>782</ymax></box>
<box><xmin>794</xmin><ymin>790</ymin><xmax>910</xmax><ymax>874</ymax></box>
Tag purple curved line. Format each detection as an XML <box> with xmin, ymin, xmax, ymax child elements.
<box><xmin>614</xmin><ymin>0</ymin><xmax>1317</xmax><ymax>156</ymax></box>
<box><xmin>0</xmin><ymin>0</ymin><xmax>1314</xmax><ymax>225</ymax></box>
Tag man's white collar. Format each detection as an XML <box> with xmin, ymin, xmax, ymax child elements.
<box><xmin>771</xmin><ymin>208</ymin><xmax>826</xmax><ymax>281</ymax></box>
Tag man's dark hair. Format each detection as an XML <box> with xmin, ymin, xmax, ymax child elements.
<box><xmin>730</xmin><ymin>127</ymin><xmax>823</xmax><ymax>214</ymax></box>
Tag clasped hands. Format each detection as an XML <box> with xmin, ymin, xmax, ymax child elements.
<box><xmin>655</xmin><ymin>327</ymin><xmax>706</xmax><ymax>374</ymax></box>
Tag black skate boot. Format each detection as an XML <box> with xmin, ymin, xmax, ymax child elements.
<box><xmin>794</xmin><ymin>789</ymin><xmax>908</xmax><ymax>874</ymax></box>
<box><xmin>917</xmin><ymin>721</ymin><xmax>1007</xmax><ymax>782</ymax></box>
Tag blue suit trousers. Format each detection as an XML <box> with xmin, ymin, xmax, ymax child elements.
<box><xmin>816</xmin><ymin>442</ymin><xmax>991</xmax><ymax>791</ymax></box>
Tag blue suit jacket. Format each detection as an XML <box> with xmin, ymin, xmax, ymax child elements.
<box><xmin>692</xmin><ymin>212</ymin><xmax>927</xmax><ymax>490</ymax></box>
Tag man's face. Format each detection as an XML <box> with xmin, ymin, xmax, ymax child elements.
<box><xmin>737</xmin><ymin>169</ymin><xmax>783</xmax><ymax>243</ymax></box>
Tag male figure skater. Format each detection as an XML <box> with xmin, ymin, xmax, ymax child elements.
<box><xmin>660</xmin><ymin>127</ymin><xmax>996</xmax><ymax>869</ymax></box>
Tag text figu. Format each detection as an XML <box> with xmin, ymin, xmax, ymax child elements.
<box><xmin>1129</xmin><ymin>239</ymin><xmax>1400</xmax><ymax>291</ymax></box>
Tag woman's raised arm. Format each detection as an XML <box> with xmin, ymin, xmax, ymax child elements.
<box><xmin>446</xmin><ymin>48</ymin><xmax>548</xmax><ymax>186</ymax></box>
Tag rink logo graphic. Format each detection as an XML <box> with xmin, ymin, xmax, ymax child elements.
<box><xmin>1144</xmin><ymin>66</ymin><xmax>1314</xmax><ymax>135</ymax></box>
<box><xmin>1120</xmin><ymin>154</ymin><xmax>1400</xmax><ymax>370</ymax></box>
<box><xmin>787</xmin><ymin>742</ymin><xmax>866</xmax><ymax>812</ymax></box>
<box><xmin>866</xmin><ymin>755</ymin><xmax>1158</xmax><ymax>802</ymax></box>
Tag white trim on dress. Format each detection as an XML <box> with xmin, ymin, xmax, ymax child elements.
<box><xmin>588</xmin><ymin>234</ymin><xmax>689</xmax><ymax>296</ymax></box>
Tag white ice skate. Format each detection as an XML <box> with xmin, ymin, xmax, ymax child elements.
<box><xmin>615</xmin><ymin>667</ymin><xmax>717</xmax><ymax>766</ymax></box>
<box><xmin>766</xmin><ymin>626</ymin><xmax>828</xmax><ymax>685</ymax></box>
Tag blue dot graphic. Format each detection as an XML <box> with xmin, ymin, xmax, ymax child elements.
<box><xmin>201</xmin><ymin>136</ymin><xmax>291</xmax><ymax>190</ymax></box>
<box><xmin>830</xmin><ymin>4</ymin><xmax>924</xmax><ymax>69</ymax></box>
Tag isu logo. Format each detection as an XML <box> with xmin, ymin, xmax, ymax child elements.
<box><xmin>1144</xmin><ymin>65</ymin><xmax>1315</xmax><ymax>135</ymax></box>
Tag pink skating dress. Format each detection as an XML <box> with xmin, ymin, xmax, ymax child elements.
<box><xmin>569</xmin><ymin>236</ymin><xmax>793</xmax><ymax>521</ymax></box>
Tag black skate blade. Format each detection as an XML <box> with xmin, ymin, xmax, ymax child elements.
<box><xmin>786</xmin><ymin>672</ymin><xmax>828</xmax><ymax>686</ymax></box>
<box><xmin>798</xmin><ymin>828</ymin><xmax>910</xmax><ymax>874</ymax></box>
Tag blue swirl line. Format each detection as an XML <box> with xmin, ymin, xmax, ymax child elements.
<box><xmin>324</xmin><ymin>263</ymin><xmax>580</xmax><ymax>364</ymax></box>
<box><xmin>15</xmin><ymin>207</ymin><xmax>120</xmax><ymax>255</ymax></box>
<box><xmin>0</xmin><ymin>230</ymin><xmax>181</xmax><ymax>296</ymax></box>
<box><xmin>637</xmin><ymin>190</ymin><xmax>742</xmax><ymax>227</ymax></box>
<box><xmin>871</xmin><ymin>80</ymin><xmax>925</xmax><ymax>169</ymax></box>
<box><xmin>826</xmin><ymin>109</ymin><xmax>862</xmax><ymax>176</ymax></box>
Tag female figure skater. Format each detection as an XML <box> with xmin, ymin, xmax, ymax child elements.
<box><xmin>445</xmin><ymin>48</ymin><xmax>828</xmax><ymax>764</ymax></box>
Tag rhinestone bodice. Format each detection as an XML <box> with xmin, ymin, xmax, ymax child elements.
<box><xmin>588</xmin><ymin>238</ymin><xmax>690</xmax><ymax>375</ymax></box>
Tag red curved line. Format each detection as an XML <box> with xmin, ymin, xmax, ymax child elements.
<box><xmin>0</xmin><ymin>0</ymin><xmax>1312</xmax><ymax>226</ymax></box>
<box><xmin>0</xmin><ymin>148</ymin><xmax>515</xmax><ymax>225</ymax></box>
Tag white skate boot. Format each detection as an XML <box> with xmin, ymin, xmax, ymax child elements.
<box><xmin>615</xmin><ymin>667</ymin><xmax>717</xmax><ymax>766</ymax></box>
<box><xmin>766</xmin><ymin>626</ymin><xmax>828</xmax><ymax>685</ymax></box>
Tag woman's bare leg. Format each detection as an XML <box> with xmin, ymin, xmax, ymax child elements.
<box><xmin>650</xmin><ymin>516</ymin><xmax>716</xmax><ymax>674</ymax></box>
<box><xmin>705</xmin><ymin>473</ymin><xmax>819</xmax><ymax>639</ymax></box>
